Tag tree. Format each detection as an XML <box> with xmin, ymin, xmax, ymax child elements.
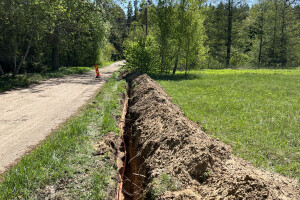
<box><xmin>109</xmin><ymin>5</ymin><xmax>127</xmax><ymax>60</ymax></box>
<box><xmin>124</xmin><ymin>0</ymin><xmax>299</xmax><ymax>72</ymax></box>
<box><xmin>0</xmin><ymin>0</ymin><xmax>112</xmax><ymax>75</ymax></box>
<box><xmin>226</xmin><ymin>0</ymin><xmax>233</xmax><ymax>67</ymax></box>
<box><xmin>134</xmin><ymin>0</ymin><xmax>139</xmax><ymax>21</ymax></box>
<box><xmin>180</xmin><ymin>0</ymin><xmax>207</xmax><ymax>75</ymax></box>
<box><xmin>155</xmin><ymin>0</ymin><xmax>175</xmax><ymax>75</ymax></box>
<box><xmin>127</xmin><ymin>1</ymin><xmax>133</xmax><ymax>25</ymax></box>
<box><xmin>203</xmin><ymin>0</ymin><xmax>249</xmax><ymax>68</ymax></box>
<box><xmin>204</xmin><ymin>3</ymin><xmax>227</xmax><ymax>67</ymax></box>
<box><xmin>0</xmin><ymin>0</ymin><xmax>48</xmax><ymax>75</ymax></box>
<box><xmin>125</xmin><ymin>0</ymin><xmax>207</xmax><ymax>74</ymax></box>
<box><xmin>244</xmin><ymin>0</ymin><xmax>299</xmax><ymax>68</ymax></box>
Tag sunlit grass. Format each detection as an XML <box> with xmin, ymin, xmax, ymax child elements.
<box><xmin>155</xmin><ymin>68</ymin><xmax>300</xmax><ymax>181</ymax></box>
<box><xmin>0</xmin><ymin>71</ymin><xmax>127</xmax><ymax>199</ymax></box>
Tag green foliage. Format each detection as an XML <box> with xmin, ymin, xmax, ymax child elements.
<box><xmin>127</xmin><ymin>1</ymin><xmax>134</xmax><ymax>25</ymax></box>
<box><xmin>248</xmin><ymin>0</ymin><xmax>299</xmax><ymax>68</ymax></box>
<box><xmin>204</xmin><ymin>3</ymin><xmax>227</xmax><ymax>65</ymax></box>
<box><xmin>203</xmin><ymin>1</ymin><xmax>250</xmax><ymax>68</ymax></box>
<box><xmin>108</xmin><ymin>5</ymin><xmax>127</xmax><ymax>60</ymax></box>
<box><xmin>203</xmin><ymin>0</ymin><xmax>300</xmax><ymax>68</ymax></box>
<box><xmin>124</xmin><ymin>35</ymin><xmax>159</xmax><ymax>73</ymax></box>
<box><xmin>230</xmin><ymin>53</ymin><xmax>251</xmax><ymax>68</ymax></box>
<box><xmin>155</xmin><ymin>0</ymin><xmax>175</xmax><ymax>74</ymax></box>
<box><xmin>125</xmin><ymin>0</ymin><xmax>208</xmax><ymax>75</ymax></box>
<box><xmin>0</xmin><ymin>71</ymin><xmax>127</xmax><ymax>199</ymax></box>
<box><xmin>156</xmin><ymin>69</ymin><xmax>300</xmax><ymax>181</ymax></box>
<box><xmin>0</xmin><ymin>0</ymin><xmax>123</xmax><ymax>75</ymax></box>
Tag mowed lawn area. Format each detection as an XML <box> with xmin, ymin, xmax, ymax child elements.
<box><xmin>155</xmin><ymin>69</ymin><xmax>300</xmax><ymax>181</ymax></box>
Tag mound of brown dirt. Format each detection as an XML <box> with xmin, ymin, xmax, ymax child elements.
<box><xmin>124</xmin><ymin>74</ymin><xmax>299</xmax><ymax>200</ymax></box>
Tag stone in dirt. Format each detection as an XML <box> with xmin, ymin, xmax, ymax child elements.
<box><xmin>123</xmin><ymin>73</ymin><xmax>299</xmax><ymax>200</ymax></box>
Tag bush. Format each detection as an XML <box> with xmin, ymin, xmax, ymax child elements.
<box><xmin>123</xmin><ymin>36</ymin><xmax>159</xmax><ymax>73</ymax></box>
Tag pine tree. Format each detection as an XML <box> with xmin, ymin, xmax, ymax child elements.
<box><xmin>127</xmin><ymin>1</ymin><xmax>133</xmax><ymax>25</ymax></box>
<box><xmin>134</xmin><ymin>0</ymin><xmax>138</xmax><ymax>21</ymax></box>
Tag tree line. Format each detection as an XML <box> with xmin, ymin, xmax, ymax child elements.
<box><xmin>0</xmin><ymin>0</ymin><xmax>127</xmax><ymax>76</ymax></box>
<box><xmin>1</xmin><ymin>0</ymin><xmax>299</xmax><ymax>77</ymax></box>
<box><xmin>124</xmin><ymin>0</ymin><xmax>300</xmax><ymax>75</ymax></box>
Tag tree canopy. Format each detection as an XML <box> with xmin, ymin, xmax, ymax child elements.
<box><xmin>124</xmin><ymin>0</ymin><xmax>300</xmax><ymax>74</ymax></box>
<box><xmin>0</xmin><ymin>0</ymin><xmax>127</xmax><ymax>75</ymax></box>
<box><xmin>1</xmin><ymin>0</ymin><xmax>299</xmax><ymax>76</ymax></box>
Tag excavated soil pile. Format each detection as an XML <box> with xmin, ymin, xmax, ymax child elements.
<box><xmin>123</xmin><ymin>73</ymin><xmax>299</xmax><ymax>200</ymax></box>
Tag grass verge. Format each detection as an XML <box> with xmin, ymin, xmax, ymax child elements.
<box><xmin>154</xmin><ymin>69</ymin><xmax>300</xmax><ymax>181</ymax></box>
<box><xmin>0</xmin><ymin>71</ymin><xmax>127</xmax><ymax>199</ymax></box>
<box><xmin>102</xmin><ymin>61</ymin><xmax>115</xmax><ymax>67</ymax></box>
<box><xmin>0</xmin><ymin>61</ymin><xmax>118</xmax><ymax>93</ymax></box>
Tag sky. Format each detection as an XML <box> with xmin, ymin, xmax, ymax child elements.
<box><xmin>120</xmin><ymin>0</ymin><xmax>259</xmax><ymax>14</ymax></box>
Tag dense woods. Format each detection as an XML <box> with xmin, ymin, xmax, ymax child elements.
<box><xmin>0</xmin><ymin>0</ymin><xmax>126</xmax><ymax>76</ymax></box>
<box><xmin>124</xmin><ymin>0</ymin><xmax>300</xmax><ymax>74</ymax></box>
<box><xmin>1</xmin><ymin>0</ymin><xmax>299</xmax><ymax>76</ymax></box>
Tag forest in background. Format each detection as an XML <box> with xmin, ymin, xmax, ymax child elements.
<box><xmin>1</xmin><ymin>0</ymin><xmax>299</xmax><ymax>77</ymax></box>
<box><xmin>124</xmin><ymin>0</ymin><xmax>300</xmax><ymax>75</ymax></box>
<box><xmin>0</xmin><ymin>0</ymin><xmax>127</xmax><ymax>76</ymax></box>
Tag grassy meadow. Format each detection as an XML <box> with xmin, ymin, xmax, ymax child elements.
<box><xmin>154</xmin><ymin>69</ymin><xmax>300</xmax><ymax>181</ymax></box>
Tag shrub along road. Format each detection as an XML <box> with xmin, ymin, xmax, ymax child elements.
<box><xmin>0</xmin><ymin>61</ymin><xmax>125</xmax><ymax>173</ymax></box>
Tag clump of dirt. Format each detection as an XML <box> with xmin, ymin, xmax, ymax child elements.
<box><xmin>123</xmin><ymin>73</ymin><xmax>299</xmax><ymax>200</ymax></box>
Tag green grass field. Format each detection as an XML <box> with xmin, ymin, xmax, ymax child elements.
<box><xmin>0</xmin><ymin>71</ymin><xmax>127</xmax><ymax>199</ymax></box>
<box><xmin>154</xmin><ymin>69</ymin><xmax>300</xmax><ymax>181</ymax></box>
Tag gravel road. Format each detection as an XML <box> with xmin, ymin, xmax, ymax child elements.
<box><xmin>0</xmin><ymin>61</ymin><xmax>124</xmax><ymax>173</ymax></box>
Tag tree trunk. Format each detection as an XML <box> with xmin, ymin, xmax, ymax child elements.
<box><xmin>174</xmin><ymin>0</ymin><xmax>185</xmax><ymax>75</ymax></box>
<box><xmin>12</xmin><ymin>52</ymin><xmax>17</xmax><ymax>77</ymax></box>
<box><xmin>67</xmin><ymin>30</ymin><xmax>72</xmax><ymax>67</ymax></box>
<box><xmin>185</xmin><ymin>51</ymin><xmax>189</xmax><ymax>77</ymax></box>
<box><xmin>280</xmin><ymin>1</ymin><xmax>287</xmax><ymax>67</ymax></box>
<box><xmin>161</xmin><ymin>51</ymin><xmax>164</xmax><ymax>76</ymax></box>
<box><xmin>173</xmin><ymin>46</ymin><xmax>180</xmax><ymax>75</ymax></box>
<box><xmin>16</xmin><ymin>38</ymin><xmax>32</xmax><ymax>75</ymax></box>
<box><xmin>271</xmin><ymin>1</ymin><xmax>278</xmax><ymax>67</ymax></box>
<box><xmin>52</xmin><ymin>27</ymin><xmax>60</xmax><ymax>71</ymax></box>
<box><xmin>226</xmin><ymin>0</ymin><xmax>232</xmax><ymax>68</ymax></box>
<box><xmin>67</xmin><ymin>50</ymin><xmax>71</xmax><ymax>67</ymax></box>
<box><xmin>185</xmin><ymin>41</ymin><xmax>190</xmax><ymax>77</ymax></box>
<box><xmin>133</xmin><ymin>25</ymin><xmax>136</xmax><ymax>42</ymax></box>
<box><xmin>0</xmin><ymin>65</ymin><xmax>4</xmax><ymax>76</ymax></box>
<box><xmin>145</xmin><ymin>4</ymin><xmax>148</xmax><ymax>36</ymax></box>
<box><xmin>52</xmin><ymin>46</ymin><xmax>59</xmax><ymax>71</ymax></box>
<box><xmin>258</xmin><ymin>10</ymin><xmax>264</xmax><ymax>67</ymax></box>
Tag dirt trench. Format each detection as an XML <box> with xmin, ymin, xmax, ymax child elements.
<box><xmin>118</xmin><ymin>73</ymin><xmax>299</xmax><ymax>200</ymax></box>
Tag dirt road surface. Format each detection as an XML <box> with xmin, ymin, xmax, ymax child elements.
<box><xmin>0</xmin><ymin>61</ymin><xmax>125</xmax><ymax>173</ymax></box>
